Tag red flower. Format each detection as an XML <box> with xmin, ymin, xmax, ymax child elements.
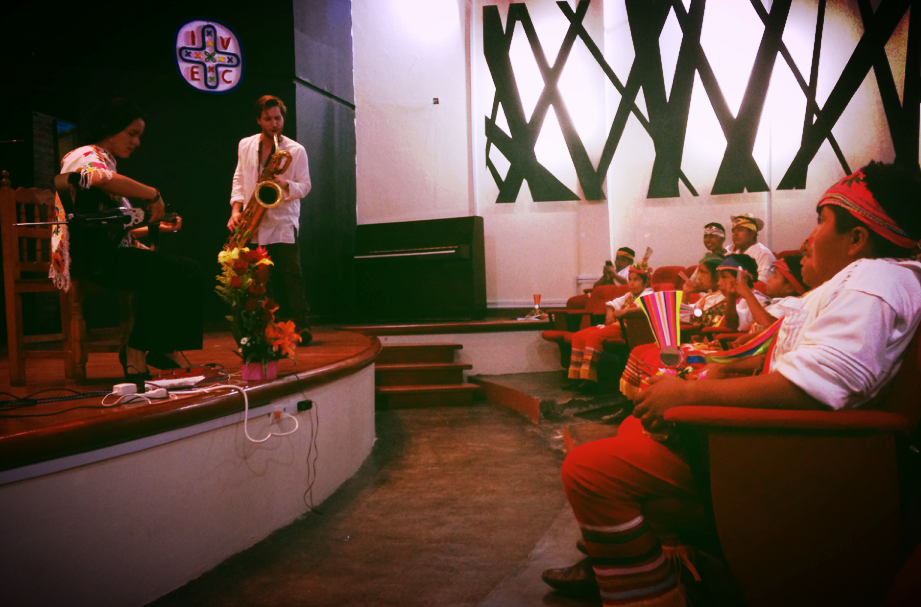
<box><xmin>260</xmin><ymin>307</ymin><xmax>274</xmax><ymax>323</ymax></box>
<box><xmin>230</xmin><ymin>275</ymin><xmax>242</xmax><ymax>289</ymax></box>
<box><xmin>253</xmin><ymin>264</ymin><xmax>270</xmax><ymax>284</ymax></box>
<box><xmin>248</xmin><ymin>283</ymin><xmax>266</xmax><ymax>296</ymax></box>
<box><xmin>245</xmin><ymin>298</ymin><xmax>257</xmax><ymax>311</ymax></box>
<box><xmin>254</xmin><ymin>246</ymin><xmax>270</xmax><ymax>261</ymax></box>
<box><xmin>233</xmin><ymin>260</ymin><xmax>249</xmax><ymax>275</ymax></box>
<box><xmin>263</xmin><ymin>298</ymin><xmax>280</xmax><ymax>313</ymax></box>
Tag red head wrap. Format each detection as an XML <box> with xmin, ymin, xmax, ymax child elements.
<box><xmin>818</xmin><ymin>170</ymin><xmax>918</xmax><ymax>249</ymax></box>
<box><xmin>771</xmin><ymin>259</ymin><xmax>807</xmax><ymax>295</ymax></box>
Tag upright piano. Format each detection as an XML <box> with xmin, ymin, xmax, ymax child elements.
<box><xmin>353</xmin><ymin>216</ymin><xmax>486</xmax><ymax>321</ymax></box>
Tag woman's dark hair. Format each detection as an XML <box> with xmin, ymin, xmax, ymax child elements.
<box><xmin>830</xmin><ymin>161</ymin><xmax>921</xmax><ymax>257</ymax></box>
<box><xmin>88</xmin><ymin>98</ymin><xmax>146</xmax><ymax>144</ymax></box>
<box><xmin>780</xmin><ymin>253</ymin><xmax>805</xmax><ymax>288</ymax></box>
<box><xmin>700</xmin><ymin>256</ymin><xmax>723</xmax><ymax>282</ymax></box>
<box><xmin>724</xmin><ymin>253</ymin><xmax>758</xmax><ymax>287</ymax></box>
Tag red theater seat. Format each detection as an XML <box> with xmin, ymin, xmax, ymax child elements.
<box><xmin>662</xmin><ymin>326</ymin><xmax>921</xmax><ymax>606</ymax></box>
<box><xmin>542</xmin><ymin>285</ymin><xmax>629</xmax><ymax>367</ymax></box>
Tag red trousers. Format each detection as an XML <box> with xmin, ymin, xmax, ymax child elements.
<box><xmin>568</xmin><ymin>324</ymin><xmax>623</xmax><ymax>382</ymax></box>
<box><xmin>562</xmin><ymin>416</ymin><xmax>701</xmax><ymax>605</ymax></box>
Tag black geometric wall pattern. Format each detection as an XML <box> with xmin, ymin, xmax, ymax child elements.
<box><xmin>482</xmin><ymin>0</ymin><xmax>921</xmax><ymax>202</ymax></box>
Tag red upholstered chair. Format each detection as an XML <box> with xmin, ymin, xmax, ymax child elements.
<box><xmin>542</xmin><ymin>285</ymin><xmax>629</xmax><ymax>367</ymax></box>
<box><xmin>651</xmin><ymin>266</ymin><xmax>684</xmax><ymax>291</ymax></box>
<box><xmin>773</xmin><ymin>249</ymin><xmax>802</xmax><ymax>259</ymax></box>
<box><xmin>663</xmin><ymin>326</ymin><xmax>921</xmax><ymax>606</ymax></box>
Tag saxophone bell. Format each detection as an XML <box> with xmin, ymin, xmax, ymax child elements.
<box><xmin>254</xmin><ymin>180</ymin><xmax>284</xmax><ymax>209</ymax></box>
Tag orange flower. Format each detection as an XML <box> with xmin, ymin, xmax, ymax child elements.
<box><xmin>263</xmin><ymin>297</ymin><xmax>279</xmax><ymax>313</ymax></box>
<box><xmin>265</xmin><ymin>320</ymin><xmax>301</xmax><ymax>359</ymax></box>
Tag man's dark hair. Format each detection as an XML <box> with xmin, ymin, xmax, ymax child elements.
<box><xmin>254</xmin><ymin>95</ymin><xmax>287</xmax><ymax>120</ymax></box>
<box><xmin>829</xmin><ymin>161</ymin><xmax>921</xmax><ymax>257</ymax></box>
<box><xmin>87</xmin><ymin>98</ymin><xmax>146</xmax><ymax>144</ymax></box>
<box><xmin>704</xmin><ymin>222</ymin><xmax>725</xmax><ymax>233</ymax></box>
<box><xmin>724</xmin><ymin>253</ymin><xmax>758</xmax><ymax>287</ymax></box>
<box><xmin>617</xmin><ymin>247</ymin><xmax>635</xmax><ymax>258</ymax></box>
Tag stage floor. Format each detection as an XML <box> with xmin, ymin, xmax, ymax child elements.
<box><xmin>0</xmin><ymin>328</ymin><xmax>380</xmax><ymax>472</ymax></box>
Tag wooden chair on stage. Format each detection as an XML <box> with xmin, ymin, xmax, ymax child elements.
<box><xmin>1</xmin><ymin>171</ymin><xmax>129</xmax><ymax>385</ymax></box>
<box><xmin>662</xmin><ymin>326</ymin><xmax>921</xmax><ymax>606</ymax></box>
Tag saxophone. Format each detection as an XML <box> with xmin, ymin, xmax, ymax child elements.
<box><xmin>225</xmin><ymin>134</ymin><xmax>292</xmax><ymax>251</ymax></box>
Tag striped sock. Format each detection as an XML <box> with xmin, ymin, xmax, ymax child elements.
<box><xmin>581</xmin><ymin>517</ymin><xmax>685</xmax><ymax>606</ymax></box>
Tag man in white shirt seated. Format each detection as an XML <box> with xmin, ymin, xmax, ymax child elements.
<box><xmin>541</xmin><ymin>161</ymin><xmax>921</xmax><ymax>605</ymax></box>
<box><xmin>725</xmin><ymin>213</ymin><xmax>776</xmax><ymax>281</ymax></box>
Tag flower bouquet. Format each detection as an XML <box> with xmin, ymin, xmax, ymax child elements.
<box><xmin>216</xmin><ymin>247</ymin><xmax>301</xmax><ymax>380</ymax></box>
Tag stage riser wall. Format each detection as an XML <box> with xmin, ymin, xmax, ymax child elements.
<box><xmin>0</xmin><ymin>366</ymin><xmax>375</xmax><ymax>607</ymax></box>
<box><xmin>378</xmin><ymin>332</ymin><xmax>560</xmax><ymax>376</ymax></box>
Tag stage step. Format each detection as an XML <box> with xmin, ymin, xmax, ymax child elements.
<box><xmin>375</xmin><ymin>343</ymin><xmax>463</xmax><ymax>365</ymax></box>
<box><xmin>375</xmin><ymin>344</ymin><xmax>479</xmax><ymax>409</ymax></box>
<box><xmin>376</xmin><ymin>384</ymin><xmax>482</xmax><ymax>408</ymax></box>
<box><xmin>375</xmin><ymin>362</ymin><xmax>472</xmax><ymax>386</ymax></box>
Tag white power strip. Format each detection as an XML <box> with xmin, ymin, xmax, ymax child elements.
<box><xmin>145</xmin><ymin>376</ymin><xmax>205</xmax><ymax>390</ymax></box>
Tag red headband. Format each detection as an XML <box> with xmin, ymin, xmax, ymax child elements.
<box><xmin>818</xmin><ymin>170</ymin><xmax>918</xmax><ymax>249</ymax></box>
<box><xmin>771</xmin><ymin>259</ymin><xmax>806</xmax><ymax>295</ymax></box>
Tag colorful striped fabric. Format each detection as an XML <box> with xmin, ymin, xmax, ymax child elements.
<box><xmin>703</xmin><ymin>318</ymin><xmax>782</xmax><ymax>365</ymax></box>
<box><xmin>637</xmin><ymin>291</ymin><xmax>683</xmax><ymax>351</ymax></box>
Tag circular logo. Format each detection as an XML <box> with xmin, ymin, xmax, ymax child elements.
<box><xmin>175</xmin><ymin>20</ymin><xmax>244</xmax><ymax>94</ymax></box>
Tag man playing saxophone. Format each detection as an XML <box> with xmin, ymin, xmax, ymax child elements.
<box><xmin>228</xmin><ymin>95</ymin><xmax>313</xmax><ymax>343</ymax></box>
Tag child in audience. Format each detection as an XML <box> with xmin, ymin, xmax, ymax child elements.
<box><xmin>715</xmin><ymin>254</ymin><xmax>770</xmax><ymax>331</ymax></box>
<box><xmin>594</xmin><ymin>248</ymin><xmax>636</xmax><ymax>286</ymax></box>
<box><xmin>731</xmin><ymin>254</ymin><xmax>808</xmax><ymax>333</ymax></box>
<box><xmin>567</xmin><ymin>261</ymin><xmax>654</xmax><ymax>393</ymax></box>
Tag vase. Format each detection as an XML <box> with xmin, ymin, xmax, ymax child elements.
<box><xmin>241</xmin><ymin>360</ymin><xmax>278</xmax><ymax>381</ymax></box>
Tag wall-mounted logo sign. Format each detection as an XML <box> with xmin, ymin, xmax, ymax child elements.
<box><xmin>175</xmin><ymin>20</ymin><xmax>244</xmax><ymax>94</ymax></box>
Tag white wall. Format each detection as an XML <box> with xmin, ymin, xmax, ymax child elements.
<box><xmin>0</xmin><ymin>368</ymin><xmax>376</xmax><ymax>607</ymax></box>
<box><xmin>353</xmin><ymin>0</ymin><xmax>472</xmax><ymax>225</ymax></box>
<box><xmin>353</xmin><ymin>0</ymin><xmax>909</xmax><ymax>307</ymax></box>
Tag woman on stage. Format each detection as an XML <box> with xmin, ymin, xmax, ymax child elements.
<box><xmin>50</xmin><ymin>98</ymin><xmax>204</xmax><ymax>382</ymax></box>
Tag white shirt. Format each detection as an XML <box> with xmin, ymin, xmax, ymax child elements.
<box><xmin>726</xmin><ymin>241</ymin><xmax>776</xmax><ymax>282</ymax></box>
<box><xmin>230</xmin><ymin>134</ymin><xmax>311</xmax><ymax>245</ymax></box>
<box><xmin>606</xmin><ymin>287</ymin><xmax>654</xmax><ymax>311</ymax></box>
<box><xmin>770</xmin><ymin>258</ymin><xmax>921</xmax><ymax>410</ymax></box>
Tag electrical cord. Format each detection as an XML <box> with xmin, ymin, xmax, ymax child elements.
<box><xmin>169</xmin><ymin>384</ymin><xmax>298</xmax><ymax>443</ymax></box>
<box><xmin>294</xmin><ymin>374</ymin><xmax>322</xmax><ymax>514</ymax></box>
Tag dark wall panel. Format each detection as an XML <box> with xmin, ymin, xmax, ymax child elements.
<box><xmin>293</xmin><ymin>0</ymin><xmax>355</xmax><ymax>104</ymax></box>
<box><xmin>295</xmin><ymin>84</ymin><xmax>357</xmax><ymax>318</ymax></box>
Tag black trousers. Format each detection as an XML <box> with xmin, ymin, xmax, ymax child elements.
<box><xmin>75</xmin><ymin>246</ymin><xmax>205</xmax><ymax>353</ymax></box>
<box><xmin>262</xmin><ymin>235</ymin><xmax>311</xmax><ymax>329</ymax></box>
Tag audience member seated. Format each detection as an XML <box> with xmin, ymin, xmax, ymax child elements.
<box><xmin>594</xmin><ymin>247</ymin><xmax>635</xmax><ymax>287</ymax></box>
<box><xmin>681</xmin><ymin>251</ymin><xmax>724</xmax><ymax>295</ymax></box>
<box><xmin>565</xmin><ymin>261</ymin><xmax>654</xmax><ymax>394</ymax></box>
<box><xmin>714</xmin><ymin>255</ymin><xmax>771</xmax><ymax>331</ymax></box>
<box><xmin>540</xmin><ymin>161</ymin><xmax>921</xmax><ymax>606</ymax></box>
<box><xmin>730</xmin><ymin>253</ymin><xmax>808</xmax><ymax>340</ymax></box>
<box><xmin>725</xmin><ymin>213</ymin><xmax>776</xmax><ymax>281</ymax></box>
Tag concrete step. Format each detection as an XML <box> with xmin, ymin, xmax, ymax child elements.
<box><xmin>375</xmin><ymin>362</ymin><xmax>473</xmax><ymax>386</ymax></box>
<box><xmin>376</xmin><ymin>383</ymin><xmax>483</xmax><ymax>408</ymax></box>
<box><xmin>376</xmin><ymin>343</ymin><xmax>463</xmax><ymax>365</ymax></box>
